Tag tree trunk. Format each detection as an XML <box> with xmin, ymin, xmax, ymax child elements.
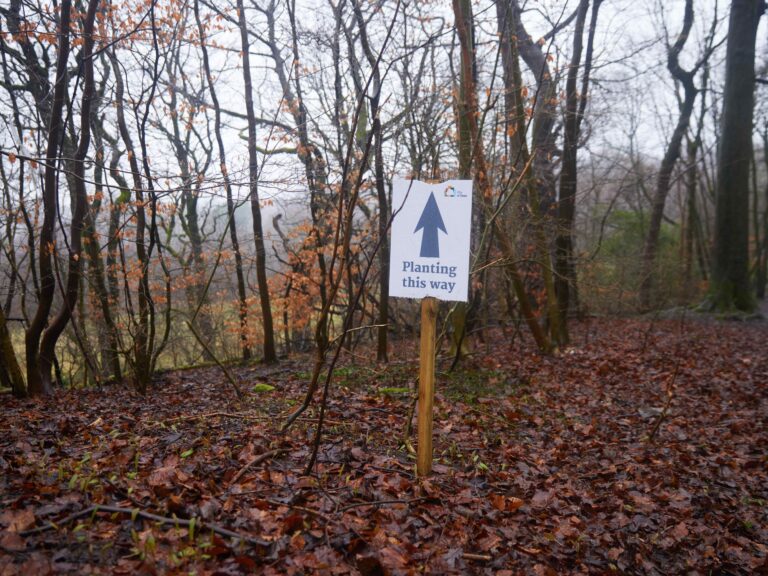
<box><xmin>351</xmin><ymin>1</ymin><xmax>389</xmax><ymax>363</ymax></box>
<box><xmin>194</xmin><ymin>0</ymin><xmax>251</xmax><ymax>360</ymax></box>
<box><xmin>374</xmin><ymin>121</ymin><xmax>389</xmax><ymax>363</ymax></box>
<box><xmin>639</xmin><ymin>0</ymin><xmax>699</xmax><ymax>309</ymax></box>
<box><xmin>163</xmin><ymin>53</ymin><xmax>216</xmax><ymax>361</ymax></box>
<box><xmin>85</xmin><ymin>126</ymin><xmax>122</xmax><ymax>382</ymax></box>
<box><xmin>496</xmin><ymin>0</ymin><xmax>561</xmax><ymax>348</ymax></box>
<box><xmin>448</xmin><ymin>0</ymin><xmax>474</xmax><ymax>363</ymax></box>
<box><xmin>683</xmin><ymin>136</ymin><xmax>699</xmax><ymax>299</ymax></box>
<box><xmin>25</xmin><ymin>0</ymin><xmax>72</xmax><ymax>396</ymax></box>
<box><xmin>110</xmin><ymin>49</ymin><xmax>152</xmax><ymax>392</ymax></box>
<box><xmin>554</xmin><ymin>0</ymin><xmax>600</xmax><ymax>342</ymax></box>
<box><xmin>757</xmin><ymin>126</ymin><xmax>768</xmax><ymax>300</ymax></box>
<box><xmin>456</xmin><ymin>0</ymin><xmax>552</xmax><ymax>354</ymax></box>
<box><xmin>0</xmin><ymin>306</ymin><xmax>25</xmax><ymax>397</ymax></box>
<box><xmin>38</xmin><ymin>0</ymin><xmax>100</xmax><ymax>389</ymax></box>
<box><xmin>505</xmin><ymin>0</ymin><xmax>559</xmax><ymax>206</ymax></box>
<box><xmin>710</xmin><ymin>0</ymin><xmax>763</xmax><ymax>312</ymax></box>
<box><xmin>237</xmin><ymin>0</ymin><xmax>277</xmax><ymax>363</ymax></box>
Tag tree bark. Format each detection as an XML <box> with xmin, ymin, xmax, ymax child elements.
<box><xmin>457</xmin><ymin>0</ymin><xmax>552</xmax><ymax>354</ymax></box>
<box><xmin>237</xmin><ymin>0</ymin><xmax>276</xmax><ymax>363</ymax></box>
<box><xmin>0</xmin><ymin>306</ymin><xmax>25</xmax><ymax>397</ymax></box>
<box><xmin>351</xmin><ymin>0</ymin><xmax>389</xmax><ymax>363</ymax></box>
<box><xmin>38</xmin><ymin>0</ymin><xmax>100</xmax><ymax>389</ymax></box>
<box><xmin>194</xmin><ymin>0</ymin><xmax>251</xmax><ymax>360</ymax></box>
<box><xmin>639</xmin><ymin>0</ymin><xmax>700</xmax><ymax>309</ymax></box>
<box><xmin>554</xmin><ymin>0</ymin><xmax>600</xmax><ymax>342</ymax></box>
<box><xmin>710</xmin><ymin>0</ymin><xmax>763</xmax><ymax>312</ymax></box>
<box><xmin>25</xmin><ymin>0</ymin><xmax>72</xmax><ymax>395</ymax></box>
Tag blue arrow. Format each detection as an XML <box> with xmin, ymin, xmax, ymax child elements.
<box><xmin>414</xmin><ymin>192</ymin><xmax>447</xmax><ymax>258</ymax></box>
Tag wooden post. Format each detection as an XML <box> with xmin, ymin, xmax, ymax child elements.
<box><xmin>417</xmin><ymin>297</ymin><xmax>438</xmax><ymax>477</ymax></box>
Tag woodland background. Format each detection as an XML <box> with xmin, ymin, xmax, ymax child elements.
<box><xmin>0</xmin><ymin>0</ymin><xmax>767</xmax><ymax>573</ymax></box>
<box><xmin>0</xmin><ymin>0</ymin><xmax>765</xmax><ymax>394</ymax></box>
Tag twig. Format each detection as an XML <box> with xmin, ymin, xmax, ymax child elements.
<box><xmin>230</xmin><ymin>448</ymin><xmax>289</xmax><ymax>486</ymax></box>
<box><xmin>368</xmin><ymin>465</ymin><xmax>415</xmax><ymax>479</ymax></box>
<box><xmin>264</xmin><ymin>499</ymin><xmax>333</xmax><ymax>523</ymax></box>
<box><xmin>646</xmin><ymin>360</ymin><xmax>681</xmax><ymax>442</ymax></box>
<box><xmin>463</xmin><ymin>552</ymin><xmax>492</xmax><ymax>562</ymax></box>
<box><xmin>337</xmin><ymin>497</ymin><xmax>428</xmax><ymax>513</ymax></box>
<box><xmin>102</xmin><ymin>476</ymin><xmax>147</xmax><ymax>508</ymax></box>
<box><xmin>19</xmin><ymin>504</ymin><xmax>270</xmax><ymax>549</ymax></box>
<box><xmin>166</xmin><ymin>411</ymin><xmax>270</xmax><ymax>423</ymax></box>
<box><xmin>401</xmin><ymin>395</ymin><xmax>418</xmax><ymax>455</ymax></box>
<box><xmin>647</xmin><ymin>311</ymin><xmax>687</xmax><ymax>442</ymax></box>
<box><xmin>161</xmin><ymin>412</ymin><xmax>342</xmax><ymax>426</ymax></box>
<box><xmin>186</xmin><ymin>320</ymin><xmax>243</xmax><ymax>400</ymax></box>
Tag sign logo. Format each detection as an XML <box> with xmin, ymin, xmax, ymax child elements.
<box><xmin>443</xmin><ymin>185</ymin><xmax>467</xmax><ymax>198</ymax></box>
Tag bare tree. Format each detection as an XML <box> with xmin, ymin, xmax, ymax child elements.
<box><xmin>237</xmin><ymin>0</ymin><xmax>278</xmax><ymax>363</ymax></box>
<box><xmin>37</xmin><ymin>0</ymin><xmax>101</xmax><ymax>389</ymax></box>
<box><xmin>554</xmin><ymin>0</ymin><xmax>601</xmax><ymax>342</ymax></box>
<box><xmin>639</xmin><ymin>0</ymin><xmax>718</xmax><ymax>309</ymax></box>
<box><xmin>24</xmin><ymin>0</ymin><xmax>73</xmax><ymax>395</ymax></box>
<box><xmin>194</xmin><ymin>0</ymin><xmax>252</xmax><ymax>360</ymax></box>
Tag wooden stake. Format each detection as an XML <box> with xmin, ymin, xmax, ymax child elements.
<box><xmin>417</xmin><ymin>297</ymin><xmax>438</xmax><ymax>477</ymax></box>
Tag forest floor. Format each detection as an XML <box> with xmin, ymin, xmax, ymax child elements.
<box><xmin>1</xmin><ymin>315</ymin><xmax>767</xmax><ymax>575</ymax></box>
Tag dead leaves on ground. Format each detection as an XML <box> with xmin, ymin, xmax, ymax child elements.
<box><xmin>1</xmin><ymin>317</ymin><xmax>767</xmax><ymax>574</ymax></box>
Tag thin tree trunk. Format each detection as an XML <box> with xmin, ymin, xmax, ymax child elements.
<box><xmin>0</xmin><ymin>305</ymin><xmax>25</xmax><ymax>397</ymax></box>
<box><xmin>163</xmin><ymin>51</ymin><xmax>216</xmax><ymax>361</ymax></box>
<box><xmin>456</xmin><ymin>0</ymin><xmax>552</xmax><ymax>354</ymax></box>
<box><xmin>25</xmin><ymin>0</ymin><xmax>72</xmax><ymax>396</ymax></box>
<box><xmin>757</xmin><ymin>126</ymin><xmax>768</xmax><ymax>299</ymax></box>
<box><xmin>194</xmin><ymin>0</ymin><xmax>251</xmax><ymax>360</ymax></box>
<box><xmin>554</xmin><ymin>0</ymin><xmax>601</xmax><ymax>341</ymax></box>
<box><xmin>85</xmin><ymin>124</ymin><xmax>121</xmax><ymax>381</ymax></box>
<box><xmin>236</xmin><ymin>0</ymin><xmax>276</xmax><ymax>363</ymax></box>
<box><xmin>0</xmin><ymin>160</ymin><xmax>19</xmax><ymax>318</ymax></box>
<box><xmin>110</xmin><ymin>49</ymin><xmax>152</xmax><ymax>391</ymax></box>
<box><xmin>138</xmin><ymin>9</ymin><xmax>172</xmax><ymax>379</ymax></box>
<box><xmin>37</xmin><ymin>0</ymin><xmax>100</xmax><ymax>389</ymax></box>
<box><xmin>683</xmin><ymin>137</ymin><xmax>698</xmax><ymax>298</ymax></box>
<box><xmin>351</xmin><ymin>0</ymin><xmax>390</xmax><ymax>363</ymax></box>
<box><xmin>447</xmin><ymin>0</ymin><xmax>475</xmax><ymax>363</ymax></box>
<box><xmin>639</xmin><ymin>0</ymin><xmax>701</xmax><ymax>309</ymax></box>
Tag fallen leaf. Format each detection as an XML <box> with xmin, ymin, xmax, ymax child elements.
<box><xmin>0</xmin><ymin>509</ymin><xmax>35</xmax><ymax>533</ymax></box>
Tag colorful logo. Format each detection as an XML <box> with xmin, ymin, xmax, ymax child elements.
<box><xmin>443</xmin><ymin>185</ymin><xmax>467</xmax><ymax>198</ymax></box>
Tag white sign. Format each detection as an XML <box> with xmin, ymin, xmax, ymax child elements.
<box><xmin>389</xmin><ymin>178</ymin><xmax>473</xmax><ymax>302</ymax></box>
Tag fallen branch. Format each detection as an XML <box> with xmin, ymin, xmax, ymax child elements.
<box><xmin>162</xmin><ymin>412</ymin><xmax>342</xmax><ymax>426</ymax></box>
<box><xmin>230</xmin><ymin>448</ymin><xmax>289</xmax><ymax>486</ymax></box>
<box><xmin>166</xmin><ymin>411</ymin><xmax>269</xmax><ymax>423</ymax></box>
<box><xmin>265</xmin><ymin>499</ymin><xmax>333</xmax><ymax>523</ymax></box>
<box><xmin>646</xmin><ymin>360</ymin><xmax>681</xmax><ymax>442</ymax></box>
<box><xmin>19</xmin><ymin>504</ymin><xmax>270</xmax><ymax>550</ymax></box>
<box><xmin>337</xmin><ymin>497</ymin><xmax>428</xmax><ymax>513</ymax></box>
<box><xmin>647</xmin><ymin>313</ymin><xmax>687</xmax><ymax>442</ymax></box>
<box><xmin>463</xmin><ymin>552</ymin><xmax>492</xmax><ymax>562</ymax></box>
